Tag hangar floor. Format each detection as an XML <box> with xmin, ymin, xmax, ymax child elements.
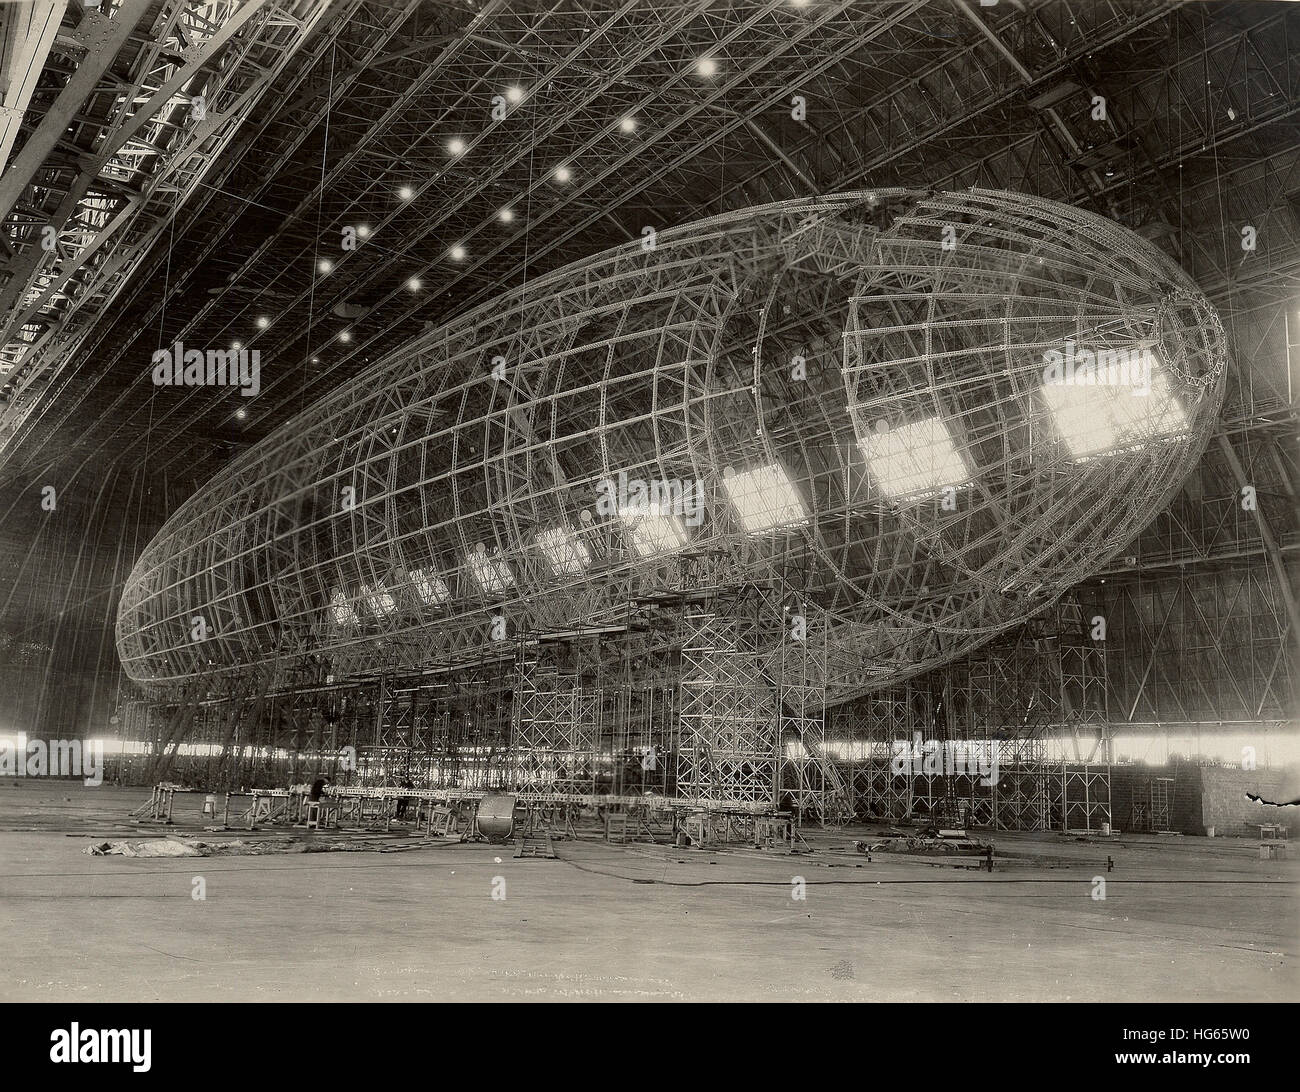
<box><xmin>0</xmin><ymin>782</ymin><xmax>1293</xmax><ymax>1002</ymax></box>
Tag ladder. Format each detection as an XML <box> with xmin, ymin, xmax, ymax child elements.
<box><xmin>515</xmin><ymin>826</ymin><xmax>556</xmax><ymax>858</ymax></box>
<box><xmin>515</xmin><ymin>804</ymin><xmax>558</xmax><ymax>858</ymax></box>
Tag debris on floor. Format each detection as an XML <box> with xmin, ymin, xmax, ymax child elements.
<box><xmin>86</xmin><ymin>839</ymin><xmax>204</xmax><ymax>857</ymax></box>
<box><xmin>85</xmin><ymin>835</ymin><xmax>453</xmax><ymax>857</ymax></box>
<box><xmin>854</xmin><ymin>835</ymin><xmax>993</xmax><ymax>856</ymax></box>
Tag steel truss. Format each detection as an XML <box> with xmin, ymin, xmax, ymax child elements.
<box><xmin>121</xmin><ymin>574</ymin><xmax>848</xmax><ymax>819</ymax></box>
<box><xmin>63</xmin><ymin>0</ymin><xmax>928</xmax><ymax>481</ymax></box>
<box><xmin>512</xmin><ymin>642</ymin><xmax>600</xmax><ymax>796</ymax></box>
<box><xmin>13</xmin><ymin>0</ymin><xmax>1278</xmax><ymax>495</ymax></box>
<box><xmin>117</xmin><ymin>189</ymin><xmax>1226</xmax><ymax>727</ymax></box>
<box><xmin>677</xmin><ymin>590</ymin><xmax>778</xmax><ymax>809</ymax></box>
<box><xmin>834</xmin><ymin>600</ymin><xmax>1113</xmax><ymax>832</ymax></box>
<box><xmin>118</xmin><ymin>596</ymin><xmax>1124</xmax><ymax>834</ymax></box>
<box><xmin>0</xmin><ymin>0</ymin><xmax>337</xmax><ymax>446</ymax></box>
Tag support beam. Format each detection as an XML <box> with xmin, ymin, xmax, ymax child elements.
<box><xmin>0</xmin><ymin>0</ymin><xmax>68</xmax><ymax>174</ymax></box>
<box><xmin>0</xmin><ymin>0</ymin><xmax>150</xmax><ymax>224</ymax></box>
<box><xmin>0</xmin><ymin>0</ymin><xmax>271</xmax><ymax>339</ymax></box>
<box><xmin>1215</xmin><ymin>432</ymin><xmax>1300</xmax><ymax>659</ymax></box>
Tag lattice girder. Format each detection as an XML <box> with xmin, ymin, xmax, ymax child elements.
<box><xmin>119</xmin><ymin>190</ymin><xmax>1226</xmax><ymax>713</ymax></box>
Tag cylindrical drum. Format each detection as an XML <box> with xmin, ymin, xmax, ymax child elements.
<box><xmin>476</xmin><ymin>794</ymin><xmax>516</xmax><ymax>842</ymax></box>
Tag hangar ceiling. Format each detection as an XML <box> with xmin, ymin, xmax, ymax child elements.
<box><xmin>0</xmin><ymin>0</ymin><xmax>1293</xmax><ymax>733</ymax></box>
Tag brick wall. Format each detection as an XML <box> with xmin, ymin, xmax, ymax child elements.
<box><xmin>1110</xmin><ymin>764</ymin><xmax>1298</xmax><ymax>836</ymax></box>
<box><xmin>1198</xmin><ymin>766</ymin><xmax>1298</xmax><ymax>837</ymax></box>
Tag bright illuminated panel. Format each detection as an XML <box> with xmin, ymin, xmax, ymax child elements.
<box><xmin>409</xmin><ymin>567</ymin><xmax>450</xmax><ymax>605</ymax></box>
<box><xmin>1043</xmin><ymin>354</ymin><xmax>1187</xmax><ymax>459</ymax></box>
<box><xmin>360</xmin><ymin>583</ymin><xmax>396</xmax><ymax>616</ymax></box>
<box><xmin>467</xmin><ymin>549</ymin><xmax>514</xmax><ymax>594</ymax></box>
<box><xmin>859</xmin><ymin>417</ymin><xmax>970</xmax><ymax>499</ymax></box>
<box><xmin>721</xmin><ymin>462</ymin><xmax>806</xmax><ymax>532</ymax></box>
<box><xmin>328</xmin><ymin>588</ymin><xmax>357</xmax><ymax>625</ymax></box>
<box><xmin>116</xmin><ymin>190</ymin><xmax>1227</xmax><ymax>703</ymax></box>
<box><xmin>536</xmin><ymin>525</ymin><xmax>592</xmax><ymax>575</ymax></box>
<box><xmin>618</xmin><ymin>504</ymin><xmax>688</xmax><ymax>556</ymax></box>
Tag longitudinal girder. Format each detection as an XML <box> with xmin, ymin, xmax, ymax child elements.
<box><xmin>116</xmin><ymin>188</ymin><xmax>1226</xmax><ymax>706</ymax></box>
<box><xmin>0</xmin><ymin>0</ymin><xmax>338</xmax><ymax>449</ymax></box>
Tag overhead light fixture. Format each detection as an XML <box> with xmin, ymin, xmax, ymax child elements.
<box><xmin>695</xmin><ymin>56</ymin><xmax>718</xmax><ymax>77</ymax></box>
<box><xmin>619</xmin><ymin>115</ymin><xmax>637</xmax><ymax>133</ymax></box>
<box><xmin>356</xmin><ymin>225</ymin><xmax>371</xmax><ymax>239</ymax></box>
<box><xmin>406</xmin><ymin>277</ymin><xmax>421</xmax><ymax>291</ymax></box>
<box><xmin>554</xmin><ymin>165</ymin><xmax>571</xmax><ymax>183</ymax></box>
<box><xmin>448</xmin><ymin>138</ymin><xmax>466</xmax><ymax>156</ymax></box>
<box><xmin>338</xmin><ymin>330</ymin><xmax>352</xmax><ymax>343</ymax></box>
<box><xmin>397</xmin><ymin>185</ymin><xmax>414</xmax><ymax>201</ymax></box>
<box><xmin>318</xmin><ymin>258</ymin><xmax>333</xmax><ymax>274</ymax></box>
<box><xmin>498</xmin><ymin>207</ymin><xmax>515</xmax><ymax>222</ymax></box>
<box><xmin>505</xmin><ymin>86</ymin><xmax>524</xmax><ymax>103</ymax></box>
<box><xmin>449</xmin><ymin>244</ymin><xmax>466</xmax><ymax>260</ymax></box>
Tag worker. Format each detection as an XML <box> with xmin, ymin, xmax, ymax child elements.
<box><xmin>395</xmin><ymin>777</ymin><xmax>414</xmax><ymax>820</ymax></box>
<box><xmin>309</xmin><ymin>774</ymin><xmax>331</xmax><ymax>802</ymax></box>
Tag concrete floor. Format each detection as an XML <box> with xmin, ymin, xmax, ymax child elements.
<box><xmin>0</xmin><ymin>781</ymin><xmax>1294</xmax><ymax>1001</ymax></box>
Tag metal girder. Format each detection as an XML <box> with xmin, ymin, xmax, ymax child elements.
<box><xmin>116</xmin><ymin>190</ymin><xmax>1226</xmax><ymax>711</ymax></box>
<box><xmin>0</xmin><ymin>0</ymin><xmax>334</xmax><ymax>454</ymax></box>
<box><xmin>953</xmin><ymin>0</ymin><xmax>1107</xmax><ymax>201</ymax></box>
<box><xmin>95</xmin><ymin>0</ymin><xmax>928</xmax><ymax>475</ymax></box>
<box><xmin>1215</xmin><ymin>431</ymin><xmax>1300</xmax><ymax>658</ymax></box>
<box><xmin>0</xmin><ymin>0</ymin><xmax>68</xmax><ymax>176</ymax></box>
<box><xmin>1</xmin><ymin>0</ymin><xmax>416</xmax><ymax>470</ymax></box>
<box><xmin>0</xmin><ymin>0</ymin><xmax>273</xmax><ymax>343</ymax></box>
<box><xmin>708</xmin><ymin>0</ymin><xmax>1181</xmax><ymax>214</ymax></box>
<box><xmin>0</xmin><ymin>0</ymin><xmax>152</xmax><ymax>225</ymax></box>
<box><xmin>0</xmin><ymin>0</ymin><xmax>1284</xmax><ymax>745</ymax></box>
<box><xmin>1</xmin><ymin>0</ymin><xmax>1284</xmax><ymax>494</ymax></box>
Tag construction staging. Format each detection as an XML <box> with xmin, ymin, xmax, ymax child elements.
<box><xmin>0</xmin><ymin>0</ymin><xmax>1296</xmax><ymax>1006</ymax></box>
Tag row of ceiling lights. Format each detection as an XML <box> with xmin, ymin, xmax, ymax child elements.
<box><xmin>222</xmin><ymin>48</ymin><xmax>750</xmax><ymax>424</ymax></box>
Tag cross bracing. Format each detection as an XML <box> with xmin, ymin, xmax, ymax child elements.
<box><xmin>117</xmin><ymin>189</ymin><xmax>1226</xmax><ymax>711</ymax></box>
<box><xmin>0</xmin><ymin>0</ymin><xmax>1289</xmax><ymax>781</ymax></box>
